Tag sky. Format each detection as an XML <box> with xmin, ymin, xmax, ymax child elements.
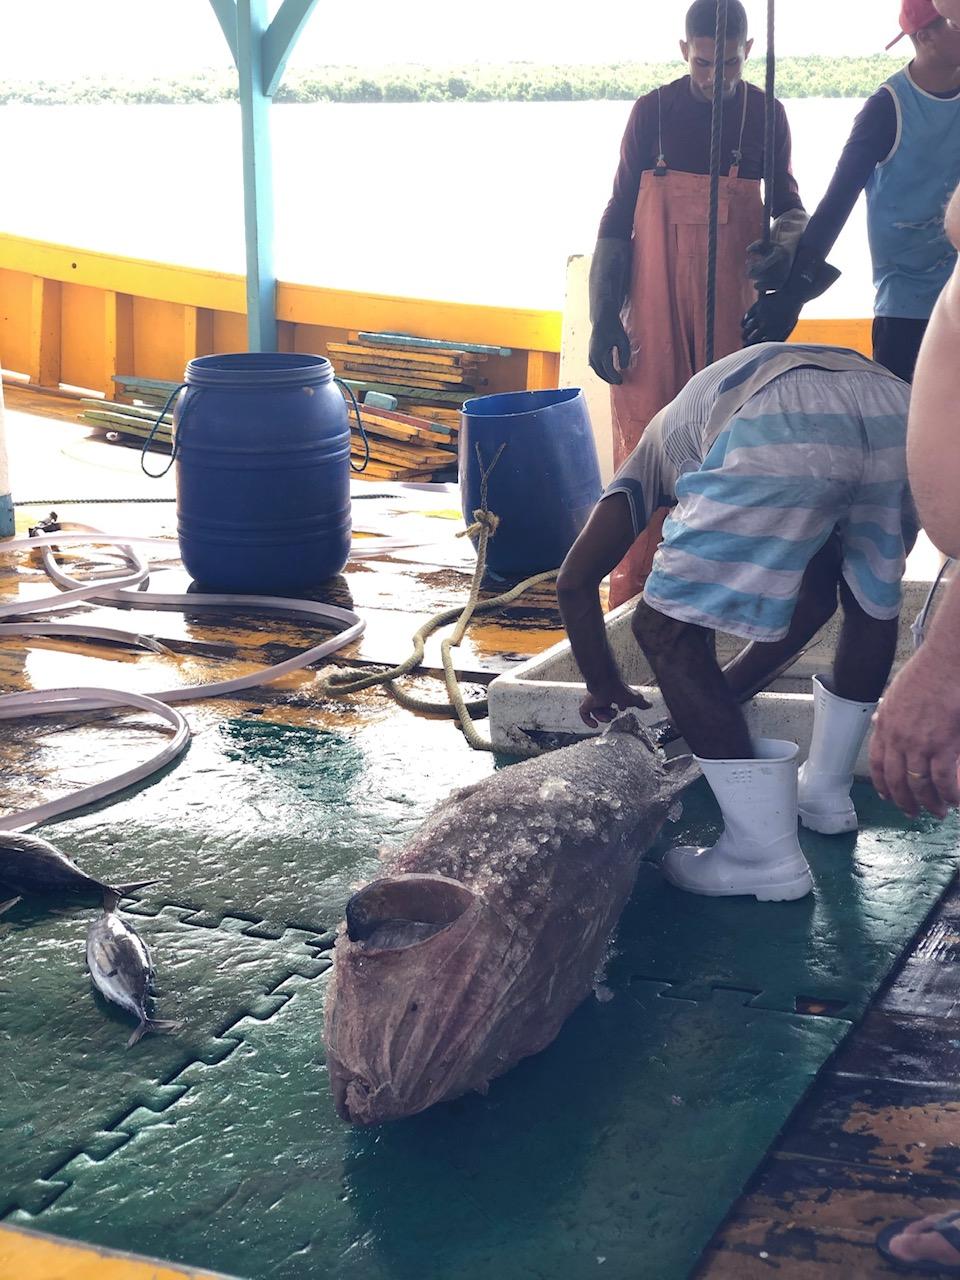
<box><xmin>0</xmin><ymin>1</ymin><xmax>903</xmax><ymax>80</ymax></box>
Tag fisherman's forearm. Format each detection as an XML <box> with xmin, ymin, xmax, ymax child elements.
<box><xmin>557</xmin><ymin>585</ymin><xmax>623</xmax><ymax>693</ymax></box>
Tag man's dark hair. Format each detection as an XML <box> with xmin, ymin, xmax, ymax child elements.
<box><xmin>685</xmin><ymin>0</ymin><xmax>749</xmax><ymax>43</ymax></box>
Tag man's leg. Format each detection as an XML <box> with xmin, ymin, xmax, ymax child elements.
<box><xmin>798</xmin><ymin>578</ymin><xmax>900</xmax><ymax>834</ymax></box>
<box><xmin>872</xmin><ymin>316</ymin><xmax>928</xmax><ymax>383</ymax></box>
<box><xmin>632</xmin><ymin>601</ymin><xmax>753</xmax><ymax>759</ymax></box>
<box><xmin>723</xmin><ymin>533</ymin><xmax>842</xmax><ymax>702</ymax></box>
<box><xmin>633</xmin><ymin>600</ymin><xmax>812</xmax><ymax>901</ymax></box>
<box><xmin>832</xmin><ymin>577</ymin><xmax>899</xmax><ymax>701</ymax></box>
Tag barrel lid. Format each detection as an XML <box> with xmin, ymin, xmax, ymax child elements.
<box><xmin>185</xmin><ymin>353</ymin><xmax>335</xmax><ymax>388</ymax></box>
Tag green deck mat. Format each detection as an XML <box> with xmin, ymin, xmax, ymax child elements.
<box><xmin>627</xmin><ymin>780</ymin><xmax>960</xmax><ymax>1017</ymax></box>
<box><xmin>0</xmin><ymin>904</ymin><xmax>328</xmax><ymax>1212</ymax></box>
<box><xmin>36</xmin><ymin>713</ymin><xmax>496</xmax><ymax>934</ymax></box>
<box><xmin>2</xmin><ymin>721</ymin><xmax>957</xmax><ymax>1279</ymax></box>
<box><xmin>8</xmin><ymin>972</ymin><xmax>846</xmax><ymax>1280</ymax></box>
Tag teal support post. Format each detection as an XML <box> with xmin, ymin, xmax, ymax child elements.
<box><xmin>207</xmin><ymin>0</ymin><xmax>320</xmax><ymax>354</ymax></box>
<box><xmin>237</xmin><ymin>0</ymin><xmax>276</xmax><ymax>352</ymax></box>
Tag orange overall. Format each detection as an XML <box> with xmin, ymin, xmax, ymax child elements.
<box><xmin>609</xmin><ymin>92</ymin><xmax>764</xmax><ymax>608</ymax></box>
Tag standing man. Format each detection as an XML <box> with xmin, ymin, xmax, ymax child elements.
<box><xmin>557</xmin><ymin>342</ymin><xmax>915</xmax><ymax>902</ymax></box>
<box><xmin>744</xmin><ymin>0</ymin><xmax>960</xmax><ymax>382</ymax></box>
<box><xmin>589</xmin><ymin>0</ymin><xmax>806</xmax><ymax>608</ymax></box>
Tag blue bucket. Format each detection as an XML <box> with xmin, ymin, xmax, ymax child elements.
<box><xmin>174</xmin><ymin>353</ymin><xmax>351</xmax><ymax>593</ymax></box>
<box><xmin>459</xmin><ymin>388</ymin><xmax>602</xmax><ymax>577</ymax></box>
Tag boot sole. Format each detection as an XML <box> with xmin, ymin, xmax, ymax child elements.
<box><xmin>663</xmin><ymin>865</ymin><xmax>813</xmax><ymax>901</ymax></box>
<box><xmin>798</xmin><ymin>806</ymin><xmax>858</xmax><ymax>836</ymax></box>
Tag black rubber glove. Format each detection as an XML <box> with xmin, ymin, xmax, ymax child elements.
<box><xmin>589</xmin><ymin>314</ymin><xmax>631</xmax><ymax>384</ymax></box>
<box><xmin>588</xmin><ymin>238</ymin><xmax>632</xmax><ymax>385</ymax></box>
<box><xmin>742</xmin><ymin>243</ymin><xmax>841</xmax><ymax>347</ymax></box>
<box><xmin>741</xmin><ymin>291</ymin><xmax>804</xmax><ymax>345</ymax></box>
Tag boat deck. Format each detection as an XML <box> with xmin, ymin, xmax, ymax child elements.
<box><xmin>0</xmin><ymin>384</ymin><xmax>957</xmax><ymax>1280</ymax></box>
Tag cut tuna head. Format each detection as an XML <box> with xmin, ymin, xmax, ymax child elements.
<box><xmin>325</xmin><ymin>873</ymin><xmax>516</xmax><ymax>1126</ymax></box>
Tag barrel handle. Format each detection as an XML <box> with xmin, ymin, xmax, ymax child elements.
<box><xmin>336</xmin><ymin>378</ymin><xmax>369</xmax><ymax>473</ymax></box>
<box><xmin>140</xmin><ymin>383</ymin><xmax>189</xmax><ymax>479</ymax></box>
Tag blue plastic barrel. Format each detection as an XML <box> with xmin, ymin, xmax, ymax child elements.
<box><xmin>174</xmin><ymin>353</ymin><xmax>351</xmax><ymax>593</ymax></box>
<box><xmin>459</xmin><ymin>388</ymin><xmax>602</xmax><ymax>577</ymax></box>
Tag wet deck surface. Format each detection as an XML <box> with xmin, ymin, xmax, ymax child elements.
<box><xmin>2</xmin><ymin>384</ymin><xmax>959</xmax><ymax>1279</ymax></box>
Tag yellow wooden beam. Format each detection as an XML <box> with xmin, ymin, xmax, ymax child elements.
<box><xmin>105</xmin><ymin>291</ymin><xmax>134</xmax><ymax>399</ymax></box>
<box><xmin>792</xmin><ymin>316</ymin><xmax>872</xmax><ymax>356</ymax></box>
<box><xmin>0</xmin><ymin>235</ymin><xmax>565</xmax><ymax>353</ymax></box>
<box><xmin>28</xmin><ymin>277</ymin><xmax>61</xmax><ymax>387</ymax></box>
<box><xmin>276</xmin><ymin>281</ymin><xmax>563</xmax><ymax>352</ymax></box>
<box><xmin>0</xmin><ymin>1224</ymin><xmax>237</xmax><ymax>1279</ymax></box>
<box><xmin>0</xmin><ymin>235</ymin><xmax>247</xmax><ymax>316</ymax></box>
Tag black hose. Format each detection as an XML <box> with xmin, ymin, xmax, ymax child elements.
<box><xmin>704</xmin><ymin>0</ymin><xmax>729</xmax><ymax>366</ymax></box>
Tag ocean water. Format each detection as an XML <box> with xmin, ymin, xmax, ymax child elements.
<box><xmin>0</xmin><ymin>98</ymin><xmax>872</xmax><ymax>316</ymax></box>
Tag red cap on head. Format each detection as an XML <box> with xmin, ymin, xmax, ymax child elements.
<box><xmin>887</xmin><ymin>0</ymin><xmax>941</xmax><ymax>47</ymax></box>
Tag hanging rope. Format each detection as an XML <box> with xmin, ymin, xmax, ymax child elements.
<box><xmin>762</xmin><ymin>0</ymin><xmax>777</xmax><ymax>242</ymax></box>
<box><xmin>704</xmin><ymin>0</ymin><xmax>729</xmax><ymax>366</ymax></box>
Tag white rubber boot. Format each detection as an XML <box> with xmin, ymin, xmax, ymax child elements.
<box><xmin>798</xmin><ymin>676</ymin><xmax>876</xmax><ymax>835</ymax></box>
<box><xmin>662</xmin><ymin>738</ymin><xmax>813</xmax><ymax>901</ymax></box>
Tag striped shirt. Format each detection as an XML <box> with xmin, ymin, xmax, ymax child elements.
<box><xmin>604</xmin><ymin>342</ymin><xmax>902</xmax><ymax>537</ymax></box>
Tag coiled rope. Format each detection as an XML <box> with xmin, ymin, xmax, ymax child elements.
<box><xmin>318</xmin><ymin>443</ymin><xmax>559</xmax><ymax>752</ymax></box>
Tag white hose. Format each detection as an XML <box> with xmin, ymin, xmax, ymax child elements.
<box><xmin>0</xmin><ymin>523</ymin><xmax>412</xmax><ymax>830</ymax></box>
<box><xmin>0</xmin><ymin>688</ymin><xmax>190</xmax><ymax>833</ymax></box>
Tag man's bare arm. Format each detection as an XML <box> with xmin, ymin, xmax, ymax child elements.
<box><xmin>556</xmin><ymin>494</ymin><xmax>650</xmax><ymax>726</ymax></box>
<box><xmin>905</xmin><ymin>193</ymin><xmax>960</xmax><ymax>556</ymax></box>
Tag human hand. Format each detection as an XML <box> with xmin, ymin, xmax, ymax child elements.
<box><xmin>588</xmin><ymin>316</ymin><xmax>632</xmax><ymax>385</ymax></box>
<box><xmin>741</xmin><ymin>292</ymin><xmax>803</xmax><ymax>346</ymax></box>
<box><xmin>869</xmin><ymin>648</ymin><xmax>960</xmax><ymax>818</ymax></box>
<box><xmin>580</xmin><ymin>682</ymin><xmax>651</xmax><ymax>729</ymax></box>
<box><xmin>746</xmin><ymin>238</ymin><xmax>792</xmax><ymax>292</ymax></box>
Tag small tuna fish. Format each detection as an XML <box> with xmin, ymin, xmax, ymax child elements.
<box><xmin>0</xmin><ymin>830</ymin><xmax>155</xmax><ymax>914</ymax></box>
<box><xmin>86</xmin><ymin>906</ymin><xmax>180</xmax><ymax>1047</ymax></box>
<box><xmin>325</xmin><ymin>714</ymin><xmax>698</xmax><ymax>1126</ymax></box>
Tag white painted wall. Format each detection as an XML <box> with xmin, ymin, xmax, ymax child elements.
<box><xmin>559</xmin><ymin>252</ymin><xmax>616</xmax><ymax>485</ymax></box>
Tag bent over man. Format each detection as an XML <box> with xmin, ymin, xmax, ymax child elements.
<box><xmin>558</xmin><ymin>343</ymin><xmax>915</xmax><ymax>903</ymax></box>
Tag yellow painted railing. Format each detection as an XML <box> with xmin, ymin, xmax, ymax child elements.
<box><xmin>0</xmin><ymin>233</ymin><xmax>872</xmax><ymax>404</ymax></box>
<box><xmin>0</xmin><ymin>234</ymin><xmax>562</xmax><ymax>400</ymax></box>
<box><xmin>0</xmin><ymin>1223</ymin><xmax>235</xmax><ymax>1279</ymax></box>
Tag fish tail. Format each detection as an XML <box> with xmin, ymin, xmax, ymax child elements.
<box><xmin>126</xmin><ymin>1018</ymin><xmax>181</xmax><ymax>1048</ymax></box>
<box><xmin>0</xmin><ymin>895</ymin><xmax>22</xmax><ymax>917</ymax></box>
<box><xmin>103</xmin><ymin>879</ymin><xmax>158</xmax><ymax>911</ymax></box>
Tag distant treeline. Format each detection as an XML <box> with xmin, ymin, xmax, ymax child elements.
<box><xmin>0</xmin><ymin>56</ymin><xmax>903</xmax><ymax>106</ymax></box>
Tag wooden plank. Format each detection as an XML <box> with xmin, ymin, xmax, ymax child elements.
<box><xmin>358</xmin><ymin>419</ymin><xmax>454</xmax><ymax>450</ymax></box>
<box><xmin>112</xmin><ymin>373</ymin><xmax>179</xmax><ymax>394</ymax></box>
<box><xmin>81</xmin><ymin>399</ymin><xmax>173</xmax><ymax>425</ymax></box>
<box><xmin>354</xmin><ymin>330</ymin><xmax>512</xmax><ymax>357</ymax></box>
<box><xmin>341</xmin><ymin>362</ymin><xmax>479</xmax><ymax>388</ymax></box>
<box><xmin>342</xmin><ymin>380</ymin><xmax>468</xmax><ymax>405</ymax></box>
<box><xmin>355</xmin><ymin>402</ymin><xmax>456</xmax><ymax>433</ymax></box>
<box><xmin>337</xmin><ymin>352</ymin><xmax>481</xmax><ymax>376</ymax></box>
<box><xmin>358</xmin><ymin>409</ymin><xmax>455</xmax><ymax>443</ymax></box>
<box><xmin>353</xmin><ymin>440</ymin><xmax>453</xmax><ymax>467</ymax></box>
<box><xmin>327</xmin><ymin>342</ymin><xmax>480</xmax><ymax>369</ymax></box>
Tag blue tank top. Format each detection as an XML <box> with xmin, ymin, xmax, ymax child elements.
<box><xmin>866</xmin><ymin>67</ymin><xmax>960</xmax><ymax>319</ymax></box>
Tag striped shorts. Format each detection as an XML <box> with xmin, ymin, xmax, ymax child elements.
<box><xmin>643</xmin><ymin>367</ymin><xmax>915</xmax><ymax>643</ymax></box>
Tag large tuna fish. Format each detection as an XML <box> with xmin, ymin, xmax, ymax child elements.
<box><xmin>324</xmin><ymin>715</ymin><xmax>698</xmax><ymax>1126</ymax></box>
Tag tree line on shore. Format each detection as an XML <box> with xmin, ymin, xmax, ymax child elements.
<box><xmin>0</xmin><ymin>56</ymin><xmax>903</xmax><ymax>106</ymax></box>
